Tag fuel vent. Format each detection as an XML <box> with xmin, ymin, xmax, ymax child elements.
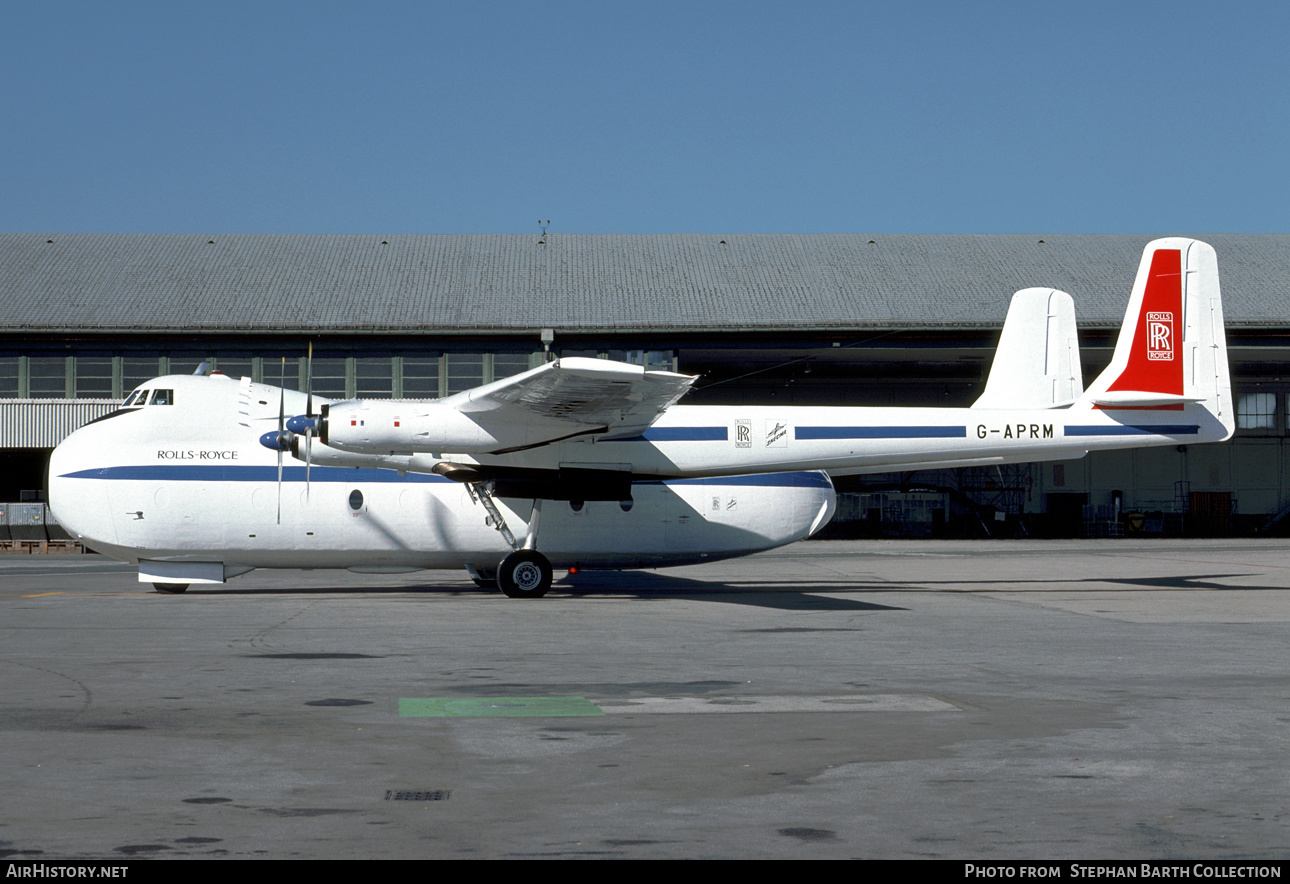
<box><xmin>386</xmin><ymin>790</ymin><xmax>451</xmax><ymax>801</ymax></box>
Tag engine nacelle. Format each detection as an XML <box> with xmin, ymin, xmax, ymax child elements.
<box><xmin>321</xmin><ymin>400</ymin><xmax>511</xmax><ymax>454</ymax></box>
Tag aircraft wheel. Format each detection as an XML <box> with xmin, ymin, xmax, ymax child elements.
<box><xmin>152</xmin><ymin>583</ymin><xmax>189</xmax><ymax>594</ymax></box>
<box><xmin>497</xmin><ymin>550</ymin><xmax>552</xmax><ymax>599</ymax></box>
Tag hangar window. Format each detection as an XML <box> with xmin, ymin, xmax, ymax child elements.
<box><xmin>74</xmin><ymin>357</ymin><xmax>113</xmax><ymax>398</ymax></box>
<box><xmin>0</xmin><ymin>357</ymin><xmax>18</xmax><ymax>397</ymax></box>
<box><xmin>401</xmin><ymin>356</ymin><xmax>441</xmax><ymax>398</ymax></box>
<box><xmin>262</xmin><ymin>356</ymin><xmax>302</xmax><ymax>391</ymax></box>
<box><xmin>122</xmin><ymin>357</ymin><xmax>161</xmax><ymax>392</ymax></box>
<box><xmin>166</xmin><ymin>357</ymin><xmax>205</xmax><ymax>377</ymax></box>
<box><xmin>612</xmin><ymin>349</ymin><xmax>677</xmax><ymax>372</ymax></box>
<box><xmin>445</xmin><ymin>354</ymin><xmax>485</xmax><ymax>396</ymax></box>
<box><xmin>356</xmin><ymin>357</ymin><xmax>393</xmax><ymax>398</ymax></box>
<box><xmin>493</xmin><ymin>353</ymin><xmax>533</xmax><ymax>380</ymax></box>
<box><xmin>311</xmin><ymin>358</ymin><xmax>348</xmax><ymax>399</ymax></box>
<box><xmin>1237</xmin><ymin>393</ymin><xmax>1277</xmax><ymax>432</ymax></box>
<box><xmin>28</xmin><ymin>356</ymin><xmax>68</xmax><ymax>398</ymax></box>
<box><xmin>212</xmin><ymin>358</ymin><xmax>253</xmax><ymax>381</ymax></box>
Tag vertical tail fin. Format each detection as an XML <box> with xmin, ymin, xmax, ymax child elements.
<box><xmin>1079</xmin><ymin>238</ymin><xmax>1233</xmax><ymax>438</ymax></box>
<box><xmin>972</xmin><ymin>287</ymin><xmax>1083</xmax><ymax>409</ymax></box>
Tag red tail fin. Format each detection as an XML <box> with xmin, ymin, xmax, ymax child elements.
<box><xmin>1105</xmin><ymin>247</ymin><xmax>1183</xmax><ymax>397</ymax></box>
<box><xmin>1079</xmin><ymin>238</ymin><xmax>1231</xmax><ymax>435</ymax></box>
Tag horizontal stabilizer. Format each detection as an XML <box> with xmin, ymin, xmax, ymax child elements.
<box><xmin>1087</xmin><ymin>391</ymin><xmax>1202</xmax><ymax>408</ymax></box>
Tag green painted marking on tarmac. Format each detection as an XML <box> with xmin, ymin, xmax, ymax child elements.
<box><xmin>399</xmin><ymin>696</ymin><xmax>604</xmax><ymax>718</ymax></box>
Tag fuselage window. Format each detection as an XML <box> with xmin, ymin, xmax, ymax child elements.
<box><xmin>150</xmin><ymin>389</ymin><xmax>173</xmax><ymax>405</ymax></box>
<box><xmin>123</xmin><ymin>389</ymin><xmax>148</xmax><ymax>407</ymax></box>
<box><xmin>348</xmin><ymin>489</ymin><xmax>364</xmax><ymax>511</ymax></box>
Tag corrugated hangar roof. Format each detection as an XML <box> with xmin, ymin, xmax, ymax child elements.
<box><xmin>1</xmin><ymin>233</ymin><xmax>1286</xmax><ymax>335</ymax></box>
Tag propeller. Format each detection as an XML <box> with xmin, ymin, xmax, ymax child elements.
<box><xmin>255</xmin><ymin>358</ymin><xmax>293</xmax><ymax>524</ymax></box>
<box><xmin>276</xmin><ymin>358</ymin><xmax>286</xmax><ymax>523</ymax></box>
<box><xmin>260</xmin><ymin>346</ymin><xmax>324</xmax><ymax>516</ymax></box>
<box><xmin>285</xmin><ymin>342</ymin><xmax>317</xmax><ymax>499</ymax></box>
<box><xmin>305</xmin><ymin>341</ymin><xmax>313</xmax><ymax>498</ymax></box>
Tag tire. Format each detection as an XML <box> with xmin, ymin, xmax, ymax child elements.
<box><xmin>497</xmin><ymin>550</ymin><xmax>552</xmax><ymax>599</ymax></box>
<box><xmin>152</xmin><ymin>583</ymin><xmax>189</xmax><ymax>594</ymax></box>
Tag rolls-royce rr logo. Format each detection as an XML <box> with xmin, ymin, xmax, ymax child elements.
<box><xmin>1146</xmin><ymin>311</ymin><xmax>1173</xmax><ymax>360</ymax></box>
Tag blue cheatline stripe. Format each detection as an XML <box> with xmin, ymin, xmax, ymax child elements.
<box><xmin>57</xmin><ymin>465</ymin><xmax>831</xmax><ymax>490</ymax></box>
<box><xmin>58</xmin><ymin>465</ymin><xmax>447</xmax><ymax>483</ymax></box>
<box><xmin>1064</xmin><ymin>424</ymin><xmax>1200</xmax><ymax>437</ymax></box>
<box><xmin>639</xmin><ymin>427</ymin><xmax>728</xmax><ymax>442</ymax></box>
<box><xmin>795</xmin><ymin>426</ymin><xmax>966</xmax><ymax>440</ymax></box>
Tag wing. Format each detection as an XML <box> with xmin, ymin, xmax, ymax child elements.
<box><xmin>442</xmin><ymin>357</ymin><xmax>695</xmax><ymax>445</ymax></box>
<box><xmin>319</xmin><ymin>357</ymin><xmax>697</xmax><ymax>456</ymax></box>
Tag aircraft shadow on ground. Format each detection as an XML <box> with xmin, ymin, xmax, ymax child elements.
<box><xmin>904</xmin><ymin>573</ymin><xmax>1275</xmax><ymax>592</ymax></box>
<box><xmin>193</xmin><ymin>570</ymin><xmax>906</xmax><ymax>612</ymax></box>
<box><xmin>168</xmin><ymin>570</ymin><xmax>1277</xmax><ymax>609</ymax></box>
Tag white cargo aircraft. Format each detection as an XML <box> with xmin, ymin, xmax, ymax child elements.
<box><xmin>49</xmin><ymin>238</ymin><xmax>1233</xmax><ymax>597</ymax></box>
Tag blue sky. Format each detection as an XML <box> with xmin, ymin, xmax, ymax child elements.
<box><xmin>2</xmin><ymin>1</ymin><xmax>1287</xmax><ymax>234</ymax></box>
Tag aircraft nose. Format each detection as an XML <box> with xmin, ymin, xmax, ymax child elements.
<box><xmin>47</xmin><ymin>428</ymin><xmax>118</xmax><ymax>548</ymax></box>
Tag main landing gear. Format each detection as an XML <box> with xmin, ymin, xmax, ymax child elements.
<box><xmin>466</xmin><ymin>483</ymin><xmax>553</xmax><ymax>598</ymax></box>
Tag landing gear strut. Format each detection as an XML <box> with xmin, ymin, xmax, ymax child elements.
<box><xmin>466</xmin><ymin>483</ymin><xmax>553</xmax><ymax>598</ymax></box>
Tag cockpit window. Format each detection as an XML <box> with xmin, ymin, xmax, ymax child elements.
<box><xmin>149</xmin><ymin>389</ymin><xmax>173</xmax><ymax>405</ymax></box>
<box><xmin>123</xmin><ymin>389</ymin><xmax>148</xmax><ymax>406</ymax></box>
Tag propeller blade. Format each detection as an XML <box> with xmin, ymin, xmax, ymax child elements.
<box><xmin>306</xmin><ymin>340</ymin><xmax>313</xmax><ymax>418</ymax></box>
<box><xmin>276</xmin><ymin>359</ymin><xmax>286</xmax><ymax>525</ymax></box>
<box><xmin>305</xmin><ymin>341</ymin><xmax>313</xmax><ymax>500</ymax></box>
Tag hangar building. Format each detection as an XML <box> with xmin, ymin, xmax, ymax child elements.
<box><xmin>3</xmin><ymin>232</ymin><xmax>1289</xmax><ymax>538</ymax></box>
